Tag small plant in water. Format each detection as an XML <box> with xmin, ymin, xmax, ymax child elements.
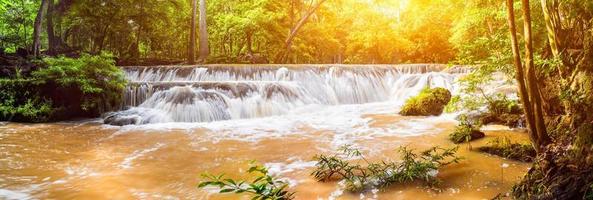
<box><xmin>198</xmin><ymin>163</ymin><xmax>294</xmax><ymax>200</ymax></box>
<box><xmin>449</xmin><ymin>114</ymin><xmax>484</xmax><ymax>144</ymax></box>
<box><xmin>312</xmin><ymin>145</ymin><xmax>462</xmax><ymax>192</ymax></box>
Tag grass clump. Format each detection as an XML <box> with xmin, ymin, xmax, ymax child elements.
<box><xmin>449</xmin><ymin>115</ymin><xmax>485</xmax><ymax>144</ymax></box>
<box><xmin>478</xmin><ymin>137</ymin><xmax>536</xmax><ymax>162</ymax></box>
<box><xmin>312</xmin><ymin>145</ymin><xmax>461</xmax><ymax>192</ymax></box>
<box><xmin>400</xmin><ymin>87</ymin><xmax>452</xmax><ymax>116</ymax></box>
<box><xmin>198</xmin><ymin>163</ymin><xmax>294</xmax><ymax>200</ymax></box>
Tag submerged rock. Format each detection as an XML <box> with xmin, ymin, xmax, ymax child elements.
<box><xmin>400</xmin><ymin>87</ymin><xmax>452</xmax><ymax>116</ymax></box>
<box><xmin>103</xmin><ymin>111</ymin><xmax>141</xmax><ymax>126</ymax></box>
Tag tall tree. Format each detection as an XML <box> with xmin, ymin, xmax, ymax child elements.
<box><xmin>523</xmin><ymin>0</ymin><xmax>551</xmax><ymax>150</ymax></box>
<box><xmin>188</xmin><ymin>0</ymin><xmax>197</xmax><ymax>64</ymax></box>
<box><xmin>32</xmin><ymin>0</ymin><xmax>48</xmax><ymax>57</ymax></box>
<box><xmin>540</xmin><ymin>0</ymin><xmax>563</xmax><ymax>59</ymax></box>
<box><xmin>198</xmin><ymin>0</ymin><xmax>209</xmax><ymax>62</ymax></box>
<box><xmin>506</xmin><ymin>0</ymin><xmax>541</xmax><ymax>151</ymax></box>
<box><xmin>275</xmin><ymin>0</ymin><xmax>328</xmax><ymax>63</ymax></box>
<box><xmin>46</xmin><ymin>0</ymin><xmax>57</xmax><ymax>55</ymax></box>
<box><xmin>506</xmin><ymin>0</ymin><xmax>552</xmax><ymax>152</ymax></box>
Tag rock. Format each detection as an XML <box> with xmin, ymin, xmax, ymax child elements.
<box><xmin>479</xmin><ymin>112</ymin><xmax>524</xmax><ymax>128</ymax></box>
<box><xmin>103</xmin><ymin>111</ymin><xmax>141</xmax><ymax>126</ymax></box>
<box><xmin>449</xmin><ymin>125</ymin><xmax>485</xmax><ymax>144</ymax></box>
<box><xmin>400</xmin><ymin>87</ymin><xmax>452</xmax><ymax>116</ymax></box>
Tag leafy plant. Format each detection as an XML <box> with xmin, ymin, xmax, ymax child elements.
<box><xmin>312</xmin><ymin>145</ymin><xmax>462</xmax><ymax>192</ymax></box>
<box><xmin>33</xmin><ymin>52</ymin><xmax>126</xmax><ymax>113</ymax></box>
<box><xmin>198</xmin><ymin>163</ymin><xmax>295</xmax><ymax>200</ymax></box>
<box><xmin>486</xmin><ymin>94</ymin><xmax>521</xmax><ymax>115</ymax></box>
<box><xmin>449</xmin><ymin>114</ymin><xmax>484</xmax><ymax>144</ymax></box>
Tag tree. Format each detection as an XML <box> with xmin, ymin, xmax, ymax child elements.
<box><xmin>198</xmin><ymin>0</ymin><xmax>209</xmax><ymax>62</ymax></box>
<box><xmin>32</xmin><ymin>0</ymin><xmax>48</xmax><ymax>57</ymax></box>
<box><xmin>506</xmin><ymin>0</ymin><xmax>551</xmax><ymax>152</ymax></box>
<box><xmin>188</xmin><ymin>0</ymin><xmax>196</xmax><ymax>64</ymax></box>
<box><xmin>540</xmin><ymin>0</ymin><xmax>563</xmax><ymax>59</ymax></box>
<box><xmin>275</xmin><ymin>0</ymin><xmax>327</xmax><ymax>63</ymax></box>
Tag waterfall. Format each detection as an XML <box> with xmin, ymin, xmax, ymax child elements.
<box><xmin>104</xmin><ymin>64</ymin><xmax>469</xmax><ymax>125</ymax></box>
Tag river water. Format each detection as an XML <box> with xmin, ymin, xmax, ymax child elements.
<box><xmin>0</xmin><ymin>64</ymin><xmax>529</xmax><ymax>199</ymax></box>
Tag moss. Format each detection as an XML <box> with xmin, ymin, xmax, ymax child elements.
<box><xmin>400</xmin><ymin>87</ymin><xmax>452</xmax><ymax>116</ymax></box>
<box><xmin>478</xmin><ymin>137</ymin><xmax>536</xmax><ymax>162</ymax></box>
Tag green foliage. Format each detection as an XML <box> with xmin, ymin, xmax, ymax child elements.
<box><xmin>0</xmin><ymin>0</ymin><xmax>38</xmax><ymax>52</ymax></box>
<box><xmin>449</xmin><ymin>115</ymin><xmax>484</xmax><ymax>144</ymax></box>
<box><xmin>0</xmin><ymin>78</ymin><xmax>52</xmax><ymax>122</ymax></box>
<box><xmin>478</xmin><ymin>137</ymin><xmax>535</xmax><ymax>162</ymax></box>
<box><xmin>32</xmin><ymin>53</ymin><xmax>126</xmax><ymax>113</ymax></box>
<box><xmin>0</xmin><ymin>53</ymin><xmax>126</xmax><ymax>122</ymax></box>
<box><xmin>486</xmin><ymin>93</ymin><xmax>522</xmax><ymax>115</ymax></box>
<box><xmin>312</xmin><ymin>145</ymin><xmax>461</xmax><ymax>192</ymax></box>
<box><xmin>198</xmin><ymin>163</ymin><xmax>294</xmax><ymax>200</ymax></box>
<box><xmin>400</xmin><ymin>87</ymin><xmax>452</xmax><ymax>116</ymax></box>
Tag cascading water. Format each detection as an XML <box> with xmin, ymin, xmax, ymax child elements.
<box><xmin>104</xmin><ymin>64</ymin><xmax>470</xmax><ymax>125</ymax></box>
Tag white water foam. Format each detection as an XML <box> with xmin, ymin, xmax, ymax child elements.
<box><xmin>120</xmin><ymin>143</ymin><xmax>165</xmax><ymax>169</ymax></box>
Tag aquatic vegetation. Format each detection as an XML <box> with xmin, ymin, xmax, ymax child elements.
<box><xmin>478</xmin><ymin>137</ymin><xmax>535</xmax><ymax>162</ymax></box>
<box><xmin>312</xmin><ymin>145</ymin><xmax>461</xmax><ymax>192</ymax></box>
<box><xmin>449</xmin><ymin>115</ymin><xmax>484</xmax><ymax>144</ymax></box>
<box><xmin>198</xmin><ymin>164</ymin><xmax>295</xmax><ymax>200</ymax></box>
<box><xmin>400</xmin><ymin>87</ymin><xmax>452</xmax><ymax>116</ymax></box>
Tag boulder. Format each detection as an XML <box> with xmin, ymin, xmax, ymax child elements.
<box><xmin>400</xmin><ymin>87</ymin><xmax>452</xmax><ymax>116</ymax></box>
<box><xmin>103</xmin><ymin>111</ymin><xmax>141</xmax><ymax>126</ymax></box>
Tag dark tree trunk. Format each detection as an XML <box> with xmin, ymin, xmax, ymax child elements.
<box><xmin>188</xmin><ymin>0</ymin><xmax>197</xmax><ymax>64</ymax></box>
<box><xmin>521</xmin><ymin>0</ymin><xmax>552</xmax><ymax>149</ymax></box>
<box><xmin>506</xmin><ymin>0</ymin><xmax>540</xmax><ymax>151</ymax></box>
<box><xmin>47</xmin><ymin>0</ymin><xmax>57</xmax><ymax>55</ymax></box>
<box><xmin>32</xmin><ymin>0</ymin><xmax>49</xmax><ymax>57</ymax></box>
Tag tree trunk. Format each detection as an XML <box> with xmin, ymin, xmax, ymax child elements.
<box><xmin>32</xmin><ymin>0</ymin><xmax>49</xmax><ymax>57</ymax></box>
<box><xmin>276</xmin><ymin>0</ymin><xmax>327</xmax><ymax>63</ymax></box>
<box><xmin>521</xmin><ymin>0</ymin><xmax>552</xmax><ymax>149</ymax></box>
<box><xmin>47</xmin><ymin>0</ymin><xmax>57</xmax><ymax>55</ymax></box>
<box><xmin>198</xmin><ymin>0</ymin><xmax>209</xmax><ymax>62</ymax></box>
<box><xmin>188</xmin><ymin>0</ymin><xmax>197</xmax><ymax>64</ymax></box>
<box><xmin>506</xmin><ymin>0</ymin><xmax>540</xmax><ymax>150</ymax></box>
<box><xmin>540</xmin><ymin>0</ymin><xmax>562</xmax><ymax>59</ymax></box>
<box><xmin>246</xmin><ymin>31</ymin><xmax>253</xmax><ymax>55</ymax></box>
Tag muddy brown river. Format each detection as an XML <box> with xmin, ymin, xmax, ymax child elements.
<box><xmin>1</xmin><ymin>64</ymin><xmax>528</xmax><ymax>199</ymax></box>
<box><xmin>0</xmin><ymin>115</ymin><xmax>529</xmax><ymax>200</ymax></box>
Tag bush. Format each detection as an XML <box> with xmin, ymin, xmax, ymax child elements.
<box><xmin>0</xmin><ymin>79</ymin><xmax>53</xmax><ymax>122</ymax></box>
<box><xmin>478</xmin><ymin>137</ymin><xmax>536</xmax><ymax>162</ymax></box>
<box><xmin>487</xmin><ymin>94</ymin><xmax>522</xmax><ymax>115</ymax></box>
<box><xmin>198</xmin><ymin>163</ymin><xmax>295</xmax><ymax>200</ymax></box>
<box><xmin>449</xmin><ymin>115</ymin><xmax>485</xmax><ymax>144</ymax></box>
<box><xmin>33</xmin><ymin>53</ymin><xmax>126</xmax><ymax>114</ymax></box>
<box><xmin>312</xmin><ymin>145</ymin><xmax>461</xmax><ymax>192</ymax></box>
<box><xmin>400</xmin><ymin>87</ymin><xmax>452</xmax><ymax>116</ymax></box>
<box><xmin>0</xmin><ymin>53</ymin><xmax>126</xmax><ymax>122</ymax></box>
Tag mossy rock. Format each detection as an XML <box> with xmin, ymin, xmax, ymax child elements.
<box><xmin>480</xmin><ymin>112</ymin><xmax>524</xmax><ymax>128</ymax></box>
<box><xmin>400</xmin><ymin>87</ymin><xmax>452</xmax><ymax>116</ymax></box>
<box><xmin>449</xmin><ymin>124</ymin><xmax>485</xmax><ymax>144</ymax></box>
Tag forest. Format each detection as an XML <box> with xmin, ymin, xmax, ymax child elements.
<box><xmin>1</xmin><ymin>0</ymin><xmax>544</xmax><ymax>65</ymax></box>
<box><xmin>1</xmin><ymin>0</ymin><xmax>593</xmax><ymax>199</ymax></box>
